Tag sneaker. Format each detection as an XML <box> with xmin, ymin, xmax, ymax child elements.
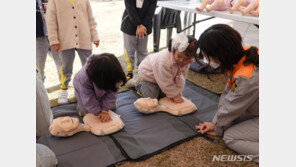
<box><xmin>126</xmin><ymin>73</ymin><xmax>133</xmax><ymax>81</ymax></box>
<box><xmin>58</xmin><ymin>89</ymin><xmax>68</xmax><ymax>104</ymax></box>
<box><xmin>126</xmin><ymin>74</ymin><xmax>142</xmax><ymax>88</ymax></box>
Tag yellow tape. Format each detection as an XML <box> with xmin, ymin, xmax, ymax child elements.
<box><xmin>59</xmin><ymin>66</ymin><xmax>68</xmax><ymax>90</ymax></box>
<box><xmin>124</xmin><ymin>49</ymin><xmax>133</xmax><ymax>73</ymax></box>
<box><xmin>101</xmin><ymin>110</ymin><xmax>108</xmax><ymax>113</ymax></box>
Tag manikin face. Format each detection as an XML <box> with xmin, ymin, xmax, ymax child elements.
<box><xmin>49</xmin><ymin>116</ymin><xmax>80</xmax><ymax>136</ymax></box>
<box><xmin>173</xmin><ymin>50</ymin><xmax>193</xmax><ymax>66</ymax></box>
<box><xmin>135</xmin><ymin>97</ymin><xmax>159</xmax><ymax>109</ymax></box>
<box><xmin>52</xmin><ymin>117</ymin><xmax>79</xmax><ymax>132</ymax></box>
<box><xmin>59</xmin><ymin>117</ymin><xmax>80</xmax><ymax>132</ymax></box>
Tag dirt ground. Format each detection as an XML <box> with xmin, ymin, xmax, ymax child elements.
<box><xmin>42</xmin><ymin>1</ymin><xmax>258</xmax><ymax>166</ymax></box>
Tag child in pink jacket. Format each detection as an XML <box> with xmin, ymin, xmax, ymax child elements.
<box><xmin>135</xmin><ymin>33</ymin><xmax>198</xmax><ymax>103</ymax></box>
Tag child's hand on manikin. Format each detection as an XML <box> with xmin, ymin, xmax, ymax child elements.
<box><xmin>93</xmin><ymin>40</ymin><xmax>100</xmax><ymax>47</ymax></box>
<box><xmin>98</xmin><ymin>111</ymin><xmax>112</xmax><ymax>123</ymax></box>
<box><xmin>172</xmin><ymin>94</ymin><xmax>184</xmax><ymax>103</ymax></box>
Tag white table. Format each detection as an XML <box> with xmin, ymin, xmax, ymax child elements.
<box><xmin>157</xmin><ymin>0</ymin><xmax>259</xmax><ymax>25</ymax></box>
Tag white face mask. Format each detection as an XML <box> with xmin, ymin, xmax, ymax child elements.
<box><xmin>136</xmin><ymin>0</ymin><xmax>144</xmax><ymax>8</ymax></box>
<box><xmin>203</xmin><ymin>58</ymin><xmax>220</xmax><ymax>69</ymax></box>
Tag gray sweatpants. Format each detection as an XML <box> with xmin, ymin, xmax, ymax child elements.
<box><xmin>60</xmin><ymin>48</ymin><xmax>92</xmax><ymax>90</ymax></box>
<box><xmin>223</xmin><ymin>117</ymin><xmax>259</xmax><ymax>163</ymax></box>
<box><xmin>123</xmin><ymin>33</ymin><xmax>148</xmax><ymax>73</ymax></box>
<box><xmin>36</xmin><ymin>36</ymin><xmax>62</xmax><ymax>81</ymax></box>
<box><xmin>135</xmin><ymin>80</ymin><xmax>166</xmax><ymax>99</ymax></box>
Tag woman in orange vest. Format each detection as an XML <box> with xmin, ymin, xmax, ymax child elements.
<box><xmin>195</xmin><ymin>24</ymin><xmax>259</xmax><ymax>162</ymax></box>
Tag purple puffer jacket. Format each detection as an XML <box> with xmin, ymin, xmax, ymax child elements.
<box><xmin>73</xmin><ymin>54</ymin><xmax>118</xmax><ymax>115</ymax></box>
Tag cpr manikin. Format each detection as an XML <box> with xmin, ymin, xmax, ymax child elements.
<box><xmin>49</xmin><ymin>117</ymin><xmax>90</xmax><ymax>137</ymax></box>
<box><xmin>83</xmin><ymin>111</ymin><xmax>125</xmax><ymax>136</ymax></box>
<box><xmin>49</xmin><ymin>111</ymin><xmax>124</xmax><ymax>137</ymax></box>
<box><xmin>134</xmin><ymin>97</ymin><xmax>197</xmax><ymax>116</ymax></box>
<box><xmin>228</xmin><ymin>0</ymin><xmax>259</xmax><ymax>16</ymax></box>
<box><xmin>196</xmin><ymin>0</ymin><xmax>234</xmax><ymax>12</ymax></box>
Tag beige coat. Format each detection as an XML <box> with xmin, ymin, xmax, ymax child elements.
<box><xmin>45</xmin><ymin>0</ymin><xmax>99</xmax><ymax>51</ymax></box>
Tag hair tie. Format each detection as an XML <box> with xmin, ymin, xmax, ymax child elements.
<box><xmin>172</xmin><ymin>32</ymin><xmax>190</xmax><ymax>52</ymax></box>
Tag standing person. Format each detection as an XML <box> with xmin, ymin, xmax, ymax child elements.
<box><xmin>195</xmin><ymin>24</ymin><xmax>259</xmax><ymax>162</ymax></box>
<box><xmin>121</xmin><ymin>0</ymin><xmax>157</xmax><ymax>80</ymax></box>
<box><xmin>46</xmin><ymin>0</ymin><xmax>100</xmax><ymax>104</ymax></box>
<box><xmin>36</xmin><ymin>0</ymin><xmax>62</xmax><ymax>81</ymax></box>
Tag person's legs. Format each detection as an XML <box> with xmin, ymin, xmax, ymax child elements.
<box><xmin>123</xmin><ymin>33</ymin><xmax>137</xmax><ymax>79</ymax></box>
<box><xmin>60</xmin><ymin>49</ymin><xmax>75</xmax><ymax>90</ymax></box>
<box><xmin>76</xmin><ymin>49</ymin><xmax>92</xmax><ymax>66</ymax></box>
<box><xmin>136</xmin><ymin>35</ymin><xmax>148</xmax><ymax>67</ymax></box>
<box><xmin>58</xmin><ymin>49</ymin><xmax>75</xmax><ymax>104</ymax></box>
<box><xmin>135</xmin><ymin>80</ymin><xmax>162</xmax><ymax>99</ymax></box>
<box><xmin>48</xmin><ymin>46</ymin><xmax>62</xmax><ymax>80</ymax></box>
<box><xmin>36</xmin><ymin>36</ymin><xmax>50</xmax><ymax>81</ymax></box>
<box><xmin>223</xmin><ymin>117</ymin><xmax>259</xmax><ymax>163</ymax></box>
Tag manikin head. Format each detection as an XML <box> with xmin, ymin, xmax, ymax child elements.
<box><xmin>134</xmin><ymin>97</ymin><xmax>159</xmax><ymax>109</ymax></box>
<box><xmin>49</xmin><ymin>117</ymin><xmax>81</xmax><ymax>136</ymax></box>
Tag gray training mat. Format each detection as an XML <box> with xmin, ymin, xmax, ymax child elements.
<box><xmin>37</xmin><ymin>103</ymin><xmax>126</xmax><ymax>167</ymax></box>
<box><xmin>177</xmin><ymin>81</ymin><xmax>220</xmax><ymax>131</ymax></box>
<box><xmin>110</xmin><ymin>81</ymin><xmax>220</xmax><ymax>160</ymax></box>
<box><xmin>37</xmin><ymin>81</ymin><xmax>221</xmax><ymax>166</ymax></box>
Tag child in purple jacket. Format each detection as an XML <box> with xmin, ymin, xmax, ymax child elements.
<box><xmin>73</xmin><ymin>53</ymin><xmax>126</xmax><ymax>122</ymax></box>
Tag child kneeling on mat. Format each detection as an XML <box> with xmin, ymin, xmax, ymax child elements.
<box><xmin>73</xmin><ymin>53</ymin><xmax>126</xmax><ymax>122</ymax></box>
<box><xmin>131</xmin><ymin>33</ymin><xmax>198</xmax><ymax>103</ymax></box>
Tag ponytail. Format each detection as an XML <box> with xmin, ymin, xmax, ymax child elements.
<box><xmin>243</xmin><ymin>46</ymin><xmax>259</xmax><ymax>67</ymax></box>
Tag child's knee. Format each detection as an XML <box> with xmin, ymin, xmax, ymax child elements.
<box><xmin>136</xmin><ymin>83</ymin><xmax>159</xmax><ymax>99</ymax></box>
<box><xmin>142</xmin><ymin>90</ymin><xmax>159</xmax><ymax>99</ymax></box>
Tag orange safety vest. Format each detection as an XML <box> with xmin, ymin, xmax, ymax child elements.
<box><xmin>226</xmin><ymin>46</ymin><xmax>259</xmax><ymax>89</ymax></box>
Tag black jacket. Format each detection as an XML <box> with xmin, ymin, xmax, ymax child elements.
<box><xmin>121</xmin><ymin>0</ymin><xmax>157</xmax><ymax>36</ymax></box>
<box><xmin>36</xmin><ymin>0</ymin><xmax>47</xmax><ymax>37</ymax></box>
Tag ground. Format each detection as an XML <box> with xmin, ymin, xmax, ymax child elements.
<box><xmin>42</xmin><ymin>0</ymin><xmax>259</xmax><ymax>166</ymax></box>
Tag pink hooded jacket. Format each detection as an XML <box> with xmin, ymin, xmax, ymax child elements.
<box><xmin>138</xmin><ymin>49</ymin><xmax>192</xmax><ymax>98</ymax></box>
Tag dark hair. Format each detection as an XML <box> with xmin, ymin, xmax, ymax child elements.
<box><xmin>196</xmin><ymin>24</ymin><xmax>259</xmax><ymax>71</ymax></box>
<box><xmin>86</xmin><ymin>53</ymin><xmax>126</xmax><ymax>92</ymax></box>
<box><xmin>168</xmin><ymin>35</ymin><xmax>199</xmax><ymax>58</ymax></box>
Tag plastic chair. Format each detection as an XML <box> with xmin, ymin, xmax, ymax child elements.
<box><xmin>153</xmin><ymin>7</ymin><xmax>182</xmax><ymax>52</ymax></box>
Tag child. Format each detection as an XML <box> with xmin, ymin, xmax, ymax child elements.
<box><xmin>194</xmin><ymin>24</ymin><xmax>259</xmax><ymax>162</ymax></box>
<box><xmin>133</xmin><ymin>33</ymin><xmax>198</xmax><ymax>103</ymax></box>
<box><xmin>46</xmin><ymin>0</ymin><xmax>100</xmax><ymax>104</ymax></box>
<box><xmin>73</xmin><ymin>53</ymin><xmax>126</xmax><ymax>122</ymax></box>
<box><xmin>121</xmin><ymin>0</ymin><xmax>157</xmax><ymax>80</ymax></box>
<box><xmin>36</xmin><ymin>0</ymin><xmax>62</xmax><ymax>81</ymax></box>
